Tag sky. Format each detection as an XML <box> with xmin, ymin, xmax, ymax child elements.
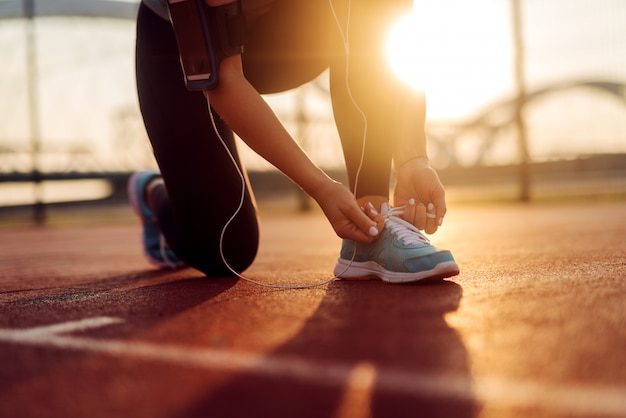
<box><xmin>0</xmin><ymin>0</ymin><xmax>625</xmax><ymax>173</ymax></box>
<box><xmin>390</xmin><ymin>0</ymin><xmax>626</xmax><ymax>116</ymax></box>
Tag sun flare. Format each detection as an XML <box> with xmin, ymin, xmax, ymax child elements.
<box><xmin>385</xmin><ymin>7</ymin><xmax>466</xmax><ymax>93</ymax></box>
<box><xmin>386</xmin><ymin>13</ymin><xmax>426</xmax><ymax>91</ymax></box>
<box><xmin>385</xmin><ymin>1</ymin><xmax>512</xmax><ymax>118</ymax></box>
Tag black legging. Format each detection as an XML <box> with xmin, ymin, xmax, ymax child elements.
<box><xmin>135</xmin><ymin>0</ymin><xmax>410</xmax><ymax>277</ymax></box>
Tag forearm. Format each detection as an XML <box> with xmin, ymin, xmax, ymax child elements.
<box><xmin>205</xmin><ymin>56</ymin><xmax>333</xmax><ymax>199</ymax></box>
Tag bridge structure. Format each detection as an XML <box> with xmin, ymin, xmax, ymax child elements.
<box><xmin>427</xmin><ymin>80</ymin><xmax>626</xmax><ymax>168</ymax></box>
<box><xmin>1</xmin><ymin>0</ymin><xmax>625</xmax><ymax>214</ymax></box>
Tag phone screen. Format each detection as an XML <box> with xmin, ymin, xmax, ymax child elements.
<box><xmin>168</xmin><ymin>0</ymin><xmax>216</xmax><ymax>88</ymax></box>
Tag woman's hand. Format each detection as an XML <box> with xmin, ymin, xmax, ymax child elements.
<box><xmin>393</xmin><ymin>157</ymin><xmax>446</xmax><ymax>234</ymax></box>
<box><xmin>310</xmin><ymin>180</ymin><xmax>384</xmax><ymax>243</ymax></box>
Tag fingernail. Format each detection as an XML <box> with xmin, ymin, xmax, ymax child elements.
<box><xmin>438</xmin><ymin>217</ymin><xmax>444</xmax><ymax>226</ymax></box>
<box><xmin>369</xmin><ymin>225</ymin><xmax>379</xmax><ymax>236</ymax></box>
<box><xmin>427</xmin><ymin>203</ymin><xmax>435</xmax><ymax>211</ymax></box>
<box><xmin>408</xmin><ymin>198</ymin><xmax>415</xmax><ymax>206</ymax></box>
<box><xmin>426</xmin><ymin>213</ymin><xmax>436</xmax><ymax>219</ymax></box>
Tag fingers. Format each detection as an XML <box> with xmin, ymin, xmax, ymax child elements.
<box><xmin>402</xmin><ymin>198</ymin><xmax>446</xmax><ymax>234</ymax></box>
<box><xmin>361</xmin><ymin>202</ymin><xmax>385</xmax><ymax>238</ymax></box>
<box><xmin>340</xmin><ymin>201</ymin><xmax>383</xmax><ymax>243</ymax></box>
<box><xmin>425</xmin><ymin>202</ymin><xmax>438</xmax><ymax>234</ymax></box>
<box><xmin>402</xmin><ymin>198</ymin><xmax>427</xmax><ymax>231</ymax></box>
<box><xmin>334</xmin><ymin>193</ymin><xmax>446</xmax><ymax>242</ymax></box>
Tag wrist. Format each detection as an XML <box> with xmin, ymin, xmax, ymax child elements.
<box><xmin>299</xmin><ymin>169</ymin><xmax>337</xmax><ymax>201</ymax></box>
<box><xmin>395</xmin><ymin>155</ymin><xmax>430</xmax><ymax>171</ymax></box>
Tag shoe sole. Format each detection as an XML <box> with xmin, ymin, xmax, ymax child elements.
<box><xmin>333</xmin><ymin>259</ymin><xmax>460</xmax><ymax>284</ymax></box>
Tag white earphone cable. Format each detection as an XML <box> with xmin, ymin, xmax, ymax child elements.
<box><xmin>209</xmin><ymin>0</ymin><xmax>369</xmax><ymax>289</ymax></box>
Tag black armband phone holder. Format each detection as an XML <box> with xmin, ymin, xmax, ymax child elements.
<box><xmin>167</xmin><ymin>0</ymin><xmax>247</xmax><ymax>90</ymax></box>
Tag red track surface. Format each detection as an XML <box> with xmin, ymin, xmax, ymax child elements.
<box><xmin>1</xmin><ymin>201</ymin><xmax>625</xmax><ymax>418</ymax></box>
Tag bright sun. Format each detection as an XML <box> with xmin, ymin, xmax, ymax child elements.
<box><xmin>386</xmin><ymin>13</ymin><xmax>427</xmax><ymax>91</ymax></box>
<box><xmin>385</xmin><ymin>7</ymin><xmax>473</xmax><ymax>93</ymax></box>
<box><xmin>385</xmin><ymin>1</ymin><xmax>512</xmax><ymax>118</ymax></box>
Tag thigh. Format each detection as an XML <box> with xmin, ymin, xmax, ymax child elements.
<box><xmin>243</xmin><ymin>0</ymin><xmax>343</xmax><ymax>93</ymax></box>
<box><xmin>135</xmin><ymin>3</ymin><xmax>259</xmax><ymax>275</ymax></box>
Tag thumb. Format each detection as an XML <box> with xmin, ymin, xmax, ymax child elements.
<box><xmin>362</xmin><ymin>202</ymin><xmax>385</xmax><ymax>238</ymax></box>
<box><xmin>349</xmin><ymin>203</ymin><xmax>382</xmax><ymax>239</ymax></box>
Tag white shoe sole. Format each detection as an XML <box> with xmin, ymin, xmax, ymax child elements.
<box><xmin>333</xmin><ymin>259</ymin><xmax>460</xmax><ymax>284</ymax></box>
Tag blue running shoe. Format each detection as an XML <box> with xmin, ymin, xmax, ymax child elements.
<box><xmin>127</xmin><ymin>171</ymin><xmax>185</xmax><ymax>269</ymax></box>
<box><xmin>333</xmin><ymin>203</ymin><xmax>459</xmax><ymax>283</ymax></box>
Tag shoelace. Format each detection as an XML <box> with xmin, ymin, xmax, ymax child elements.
<box><xmin>381</xmin><ymin>205</ymin><xmax>431</xmax><ymax>246</ymax></box>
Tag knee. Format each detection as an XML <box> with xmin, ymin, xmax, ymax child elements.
<box><xmin>181</xmin><ymin>219</ymin><xmax>260</xmax><ymax>278</ymax></box>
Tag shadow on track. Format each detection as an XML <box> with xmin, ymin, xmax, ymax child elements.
<box><xmin>183</xmin><ymin>279</ymin><xmax>480</xmax><ymax>418</ymax></box>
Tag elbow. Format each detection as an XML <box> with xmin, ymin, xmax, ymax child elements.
<box><xmin>206</xmin><ymin>55</ymin><xmax>246</xmax><ymax>97</ymax></box>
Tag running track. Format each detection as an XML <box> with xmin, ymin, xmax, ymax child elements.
<box><xmin>1</xmin><ymin>200</ymin><xmax>625</xmax><ymax>418</ymax></box>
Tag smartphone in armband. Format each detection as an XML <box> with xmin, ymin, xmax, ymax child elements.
<box><xmin>167</xmin><ymin>0</ymin><xmax>219</xmax><ymax>90</ymax></box>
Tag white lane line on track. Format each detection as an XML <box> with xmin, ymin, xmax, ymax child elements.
<box><xmin>334</xmin><ymin>362</ymin><xmax>377</xmax><ymax>418</ymax></box>
<box><xmin>1</xmin><ymin>316</ymin><xmax>124</xmax><ymax>338</ymax></box>
<box><xmin>1</xmin><ymin>317</ymin><xmax>625</xmax><ymax>417</ymax></box>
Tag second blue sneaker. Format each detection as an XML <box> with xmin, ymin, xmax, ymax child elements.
<box><xmin>333</xmin><ymin>203</ymin><xmax>459</xmax><ymax>283</ymax></box>
<box><xmin>127</xmin><ymin>171</ymin><xmax>186</xmax><ymax>269</ymax></box>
